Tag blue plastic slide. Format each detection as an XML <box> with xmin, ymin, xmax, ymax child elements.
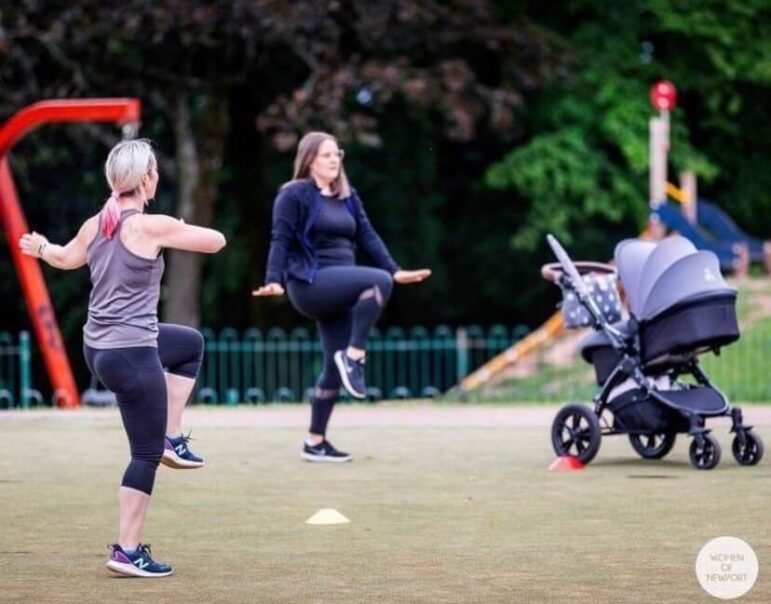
<box><xmin>696</xmin><ymin>199</ymin><xmax>765</xmax><ymax>263</ymax></box>
<box><xmin>652</xmin><ymin>203</ymin><xmax>743</xmax><ymax>272</ymax></box>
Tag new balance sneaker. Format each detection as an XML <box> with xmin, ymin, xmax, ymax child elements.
<box><xmin>301</xmin><ymin>440</ymin><xmax>352</xmax><ymax>463</ymax></box>
<box><xmin>161</xmin><ymin>433</ymin><xmax>204</xmax><ymax>469</ymax></box>
<box><xmin>106</xmin><ymin>543</ymin><xmax>173</xmax><ymax>578</ymax></box>
<box><xmin>334</xmin><ymin>350</ymin><xmax>367</xmax><ymax>399</ymax></box>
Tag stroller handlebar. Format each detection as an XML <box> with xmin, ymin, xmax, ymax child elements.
<box><xmin>540</xmin><ymin>261</ymin><xmax>616</xmax><ymax>283</ymax></box>
<box><xmin>544</xmin><ymin>234</ymin><xmax>627</xmax><ymax>347</ymax></box>
<box><xmin>546</xmin><ymin>234</ymin><xmax>591</xmax><ymax>296</ymax></box>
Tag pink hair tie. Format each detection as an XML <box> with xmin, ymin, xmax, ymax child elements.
<box><xmin>101</xmin><ymin>189</ymin><xmax>123</xmax><ymax>239</ymax></box>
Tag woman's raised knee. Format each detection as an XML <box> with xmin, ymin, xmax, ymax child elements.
<box><xmin>373</xmin><ymin>270</ymin><xmax>394</xmax><ymax>303</ymax></box>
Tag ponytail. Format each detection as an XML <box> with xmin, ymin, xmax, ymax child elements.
<box><xmin>100</xmin><ymin>190</ymin><xmax>121</xmax><ymax>239</ymax></box>
<box><xmin>102</xmin><ymin>139</ymin><xmax>157</xmax><ymax>238</ymax></box>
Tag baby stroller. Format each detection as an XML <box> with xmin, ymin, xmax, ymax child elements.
<box><xmin>542</xmin><ymin>234</ymin><xmax>764</xmax><ymax>470</ymax></box>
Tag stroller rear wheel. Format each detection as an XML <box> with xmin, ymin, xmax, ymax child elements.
<box><xmin>689</xmin><ymin>433</ymin><xmax>721</xmax><ymax>470</ymax></box>
<box><xmin>628</xmin><ymin>432</ymin><xmax>677</xmax><ymax>460</ymax></box>
<box><xmin>551</xmin><ymin>404</ymin><xmax>601</xmax><ymax>464</ymax></box>
<box><xmin>732</xmin><ymin>431</ymin><xmax>764</xmax><ymax>466</ymax></box>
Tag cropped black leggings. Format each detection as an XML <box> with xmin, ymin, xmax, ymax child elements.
<box><xmin>287</xmin><ymin>266</ymin><xmax>394</xmax><ymax>434</ymax></box>
<box><xmin>84</xmin><ymin>324</ymin><xmax>204</xmax><ymax>495</ymax></box>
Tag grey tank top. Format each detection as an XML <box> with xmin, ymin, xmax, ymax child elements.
<box><xmin>83</xmin><ymin>209</ymin><xmax>165</xmax><ymax>349</ymax></box>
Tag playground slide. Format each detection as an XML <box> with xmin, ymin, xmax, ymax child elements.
<box><xmin>653</xmin><ymin>203</ymin><xmax>745</xmax><ymax>272</ymax></box>
<box><xmin>697</xmin><ymin>199</ymin><xmax>767</xmax><ymax>263</ymax></box>
<box><xmin>456</xmin><ymin>311</ymin><xmax>565</xmax><ymax>395</ymax></box>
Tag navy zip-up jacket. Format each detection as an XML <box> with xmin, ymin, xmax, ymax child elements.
<box><xmin>264</xmin><ymin>179</ymin><xmax>400</xmax><ymax>285</ymax></box>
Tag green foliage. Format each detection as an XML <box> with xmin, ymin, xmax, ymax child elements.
<box><xmin>641</xmin><ymin>1</ymin><xmax>771</xmax><ymax>237</ymax></box>
<box><xmin>484</xmin><ymin>0</ymin><xmax>764</xmax><ymax>254</ymax></box>
<box><xmin>647</xmin><ymin>0</ymin><xmax>771</xmax><ymax>85</ymax></box>
<box><xmin>486</xmin><ymin>127</ymin><xmax>643</xmax><ymax>249</ymax></box>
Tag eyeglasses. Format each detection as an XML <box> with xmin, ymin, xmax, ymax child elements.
<box><xmin>317</xmin><ymin>149</ymin><xmax>345</xmax><ymax>160</ymax></box>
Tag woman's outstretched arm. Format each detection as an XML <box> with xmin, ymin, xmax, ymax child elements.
<box><xmin>18</xmin><ymin>216</ymin><xmax>99</xmax><ymax>270</ymax></box>
<box><xmin>146</xmin><ymin>215</ymin><xmax>227</xmax><ymax>253</ymax></box>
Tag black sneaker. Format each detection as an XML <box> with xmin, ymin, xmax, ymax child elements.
<box><xmin>334</xmin><ymin>351</ymin><xmax>367</xmax><ymax>399</ymax></box>
<box><xmin>106</xmin><ymin>543</ymin><xmax>173</xmax><ymax>578</ymax></box>
<box><xmin>301</xmin><ymin>440</ymin><xmax>352</xmax><ymax>463</ymax></box>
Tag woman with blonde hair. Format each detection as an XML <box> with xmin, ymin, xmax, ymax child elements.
<box><xmin>254</xmin><ymin>132</ymin><xmax>430</xmax><ymax>462</ymax></box>
<box><xmin>19</xmin><ymin>139</ymin><xmax>226</xmax><ymax>577</ymax></box>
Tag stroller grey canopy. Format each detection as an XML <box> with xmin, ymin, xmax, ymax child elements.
<box><xmin>614</xmin><ymin>236</ymin><xmax>736</xmax><ymax>321</ymax></box>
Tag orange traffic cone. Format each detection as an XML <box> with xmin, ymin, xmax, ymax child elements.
<box><xmin>548</xmin><ymin>456</ymin><xmax>585</xmax><ymax>472</ymax></box>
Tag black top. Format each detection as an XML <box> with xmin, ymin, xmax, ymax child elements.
<box><xmin>264</xmin><ymin>180</ymin><xmax>400</xmax><ymax>285</ymax></box>
<box><xmin>310</xmin><ymin>195</ymin><xmax>357</xmax><ymax>267</ymax></box>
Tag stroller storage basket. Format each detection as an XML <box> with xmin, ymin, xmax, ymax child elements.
<box><xmin>609</xmin><ymin>389</ymin><xmax>691</xmax><ymax>434</ymax></box>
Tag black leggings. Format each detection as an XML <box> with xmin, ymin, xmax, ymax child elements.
<box><xmin>287</xmin><ymin>266</ymin><xmax>393</xmax><ymax>435</ymax></box>
<box><xmin>84</xmin><ymin>323</ymin><xmax>204</xmax><ymax>495</ymax></box>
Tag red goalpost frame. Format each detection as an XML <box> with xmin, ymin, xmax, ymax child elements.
<box><xmin>0</xmin><ymin>99</ymin><xmax>141</xmax><ymax>407</ymax></box>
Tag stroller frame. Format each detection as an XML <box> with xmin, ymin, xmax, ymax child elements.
<box><xmin>543</xmin><ymin>234</ymin><xmax>763</xmax><ymax>469</ymax></box>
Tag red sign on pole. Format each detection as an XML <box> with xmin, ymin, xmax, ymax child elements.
<box><xmin>650</xmin><ymin>80</ymin><xmax>677</xmax><ymax>111</ymax></box>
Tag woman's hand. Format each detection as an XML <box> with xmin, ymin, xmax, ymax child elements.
<box><xmin>252</xmin><ymin>283</ymin><xmax>285</xmax><ymax>297</ymax></box>
<box><xmin>19</xmin><ymin>231</ymin><xmax>49</xmax><ymax>258</ymax></box>
<box><xmin>393</xmin><ymin>269</ymin><xmax>432</xmax><ymax>284</ymax></box>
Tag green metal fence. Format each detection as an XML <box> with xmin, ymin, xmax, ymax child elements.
<box><xmin>195</xmin><ymin>324</ymin><xmax>531</xmax><ymax>404</ymax></box>
<box><xmin>0</xmin><ymin>331</ymin><xmax>40</xmax><ymax>409</ymax></box>
<box><xmin>9</xmin><ymin>321</ymin><xmax>770</xmax><ymax>407</ymax></box>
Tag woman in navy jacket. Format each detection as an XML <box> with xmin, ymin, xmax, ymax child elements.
<box><xmin>254</xmin><ymin>132</ymin><xmax>430</xmax><ymax>462</ymax></box>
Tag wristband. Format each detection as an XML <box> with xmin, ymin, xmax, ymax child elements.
<box><xmin>38</xmin><ymin>242</ymin><xmax>47</xmax><ymax>259</ymax></box>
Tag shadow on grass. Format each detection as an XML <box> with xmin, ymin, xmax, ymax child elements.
<box><xmin>589</xmin><ymin>457</ymin><xmax>685</xmax><ymax>468</ymax></box>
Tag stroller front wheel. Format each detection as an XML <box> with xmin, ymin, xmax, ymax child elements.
<box><xmin>689</xmin><ymin>434</ymin><xmax>721</xmax><ymax>470</ymax></box>
<box><xmin>551</xmin><ymin>404</ymin><xmax>601</xmax><ymax>464</ymax></box>
<box><xmin>732</xmin><ymin>431</ymin><xmax>764</xmax><ymax>466</ymax></box>
<box><xmin>629</xmin><ymin>432</ymin><xmax>677</xmax><ymax>460</ymax></box>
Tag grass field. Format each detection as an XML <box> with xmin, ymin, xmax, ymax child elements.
<box><xmin>1</xmin><ymin>404</ymin><xmax>770</xmax><ymax>603</ymax></box>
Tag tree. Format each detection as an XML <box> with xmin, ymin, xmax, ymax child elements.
<box><xmin>2</xmin><ymin>1</ymin><xmax>560</xmax><ymax>327</ymax></box>
<box><xmin>484</xmin><ymin>1</ymin><xmax>716</xmax><ymax>258</ymax></box>
<box><xmin>255</xmin><ymin>0</ymin><xmax>558</xmax><ymax>147</ymax></box>
<box><xmin>646</xmin><ymin>0</ymin><xmax>771</xmax><ymax>234</ymax></box>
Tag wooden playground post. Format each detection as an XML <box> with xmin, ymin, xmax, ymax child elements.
<box><xmin>648</xmin><ymin>80</ymin><xmax>678</xmax><ymax>239</ymax></box>
<box><xmin>680</xmin><ymin>170</ymin><xmax>698</xmax><ymax>224</ymax></box>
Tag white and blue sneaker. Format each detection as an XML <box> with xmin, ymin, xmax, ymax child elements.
<box><xmin>106</xmin><ymin>543</ymin><xmax>173</xmax><ymax>578</ymax></box>
<box><xmin>161</xmin><ymin>433</ymin><xmax>204</xmax><ymax>469</ymax></box>
<box><xmin>334</xmin><ymin>351</ymin><xmax>367</xmax><ymax>399</ymax></box>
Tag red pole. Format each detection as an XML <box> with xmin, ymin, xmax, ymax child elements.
<box><xmin>0</xmin><ymin>98</ymin><xmax>141</xmax><ymax>407</ymax></box>
<box><xmin>0</xmin><ymin>158</ymin><xmax>79</xmax><ymax>406</ymax></box>
<box><xmin>0</xmin><ymin>99</ymin><xmax>140</xmax><ymax>155</ymax></box>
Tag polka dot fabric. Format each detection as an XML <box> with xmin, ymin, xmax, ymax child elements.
<box><xmin>559</xmin><ymin>273</ymin><xmax>622</xmax><ymax>329</ymax></box>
